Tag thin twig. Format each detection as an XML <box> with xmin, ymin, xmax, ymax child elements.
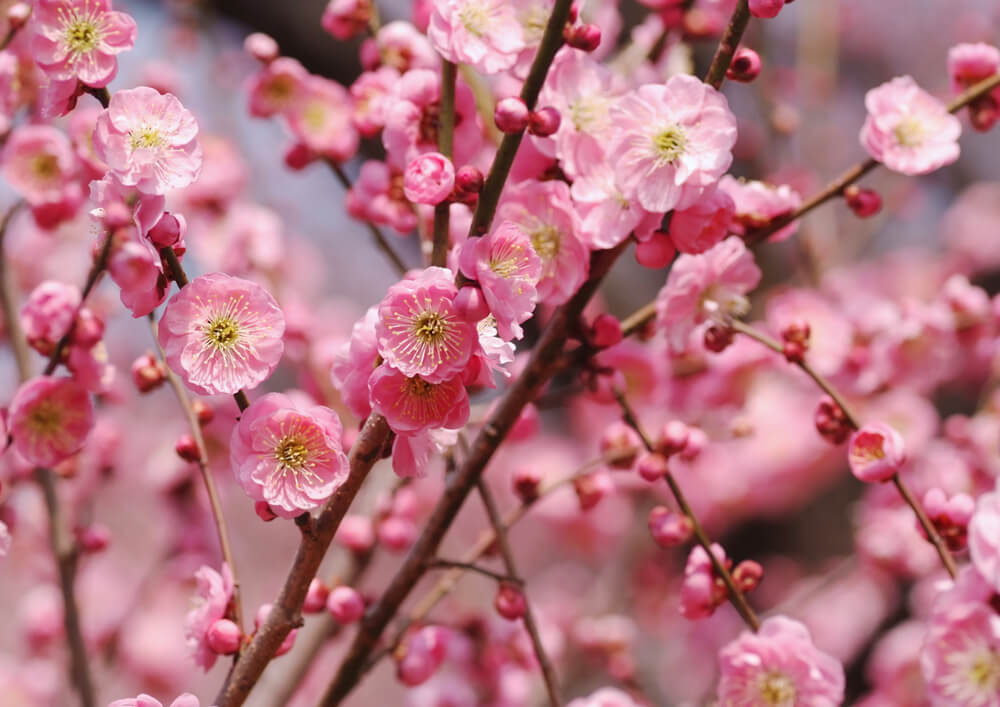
<box><xmin>148</xmin><ymin>315</ymin><xmax>245</xmax><ymax>638</ymax></box>
<box><xmin>426</xmin><ymin>557</ymin><xmax>522</xmax><ymax>585</ymax></box>
<box><xmin>0</xmin><ymin>202</ymin><xmax>30</xmax><ymax>379</ymax></box>
<box><xmin>476</xmin><ymin>480</ymin><xmax>561</xmax><ymax>707</ymax></box>
<box><xmin>728</xmin><ymin>319</ymin><xmax>958</xmax><ymax>578</ymax></box>
<box><xmin>703</xmin><ymin>0</ymin><xmax>751</xmax><ymax>90</ymax></box>
<box><xmin>430</xmin><ymin>60</ymin><xmax>456</xmax><ymax>268</ymax></box>
<box><xmin>613</xmin><ymin>388</ymin><xmax>761</xmax><ymax>631</ymax></box>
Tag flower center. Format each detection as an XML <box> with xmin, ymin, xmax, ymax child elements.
<box><xmin>967</xmin><ymin>650</ymin><xmax>1000</xmax><ymax>690</ymax></box>
<box><xmin>129</xmin><ymin>127</ymin><xmax>166</xmax><ymax>151</ymax></box>
<box><xmin>519</xmin><ymin>5</ymin><xmax>548</xmax><ymax>43</ymax></box>
<box><xmin>570</xmin><ymin>96</ymin><xmax>609</xmax><ymax>134</ymax></box>
<box><xmin>652</xmin><ymin>124</ymin><xmax>687</xmax><ymax>164</ymax></box>
<box><xmin>266</xmin><ymin>75</ymin><xmax>297</xmax><ymax>103</ymax></box>
<box><xmin>894</xmin><ymin>116</ymin><xmax>925</xmax><ymax>147</ymax></box>
<box><xmin>413</xmin><ymin>311</ymin><xmax>447</xmax><ymax>344</ymax></box>
<box><xmin>274</xmin><ymin>436</ymin><xmax>310</xmax><ymax>470</ymax></box>
<box><xmin>757</xmin><ymin>671</ymin><xmax>797</xmax><ymax>706</ymax></box>
<box><xmin>530</xmin><ymin>226</ymin><xmax>561</xmax><ymax>260</ymax></box>
<box><xmin>406</xmin><ymin>376</ymin><xmax>436</xmax><ymax>398</ymax></box>
<box><xmin>64</xmin><ymin>17</ymin><xmax>100</xmax><ymax>53</ymax></box>
<box><xmin>490</xmin><ymin>255</ymin><xmax>520</xmax><ymax>278</ymax></box>
<box><xmin>31</xmin><ymin>154</ymin><xmax>60</xmax><ymax>180</ymax></box>
<box><xmin>204</xmin><ymin>316</ymin><xmax>241</xmax><ymax>351</ymax></box>
<box><xmin>28</xmin><ymin>401</ymin><xmax>63</xmax><ymax>437</ymax></box>
<box><xmin>458</xmin><ymin>2</ymin><xmax>490</xmax><ymax>37</ymax></box>
<box><xmin>303</xmin><ymin>102</ymin><xmax>327</xmax><ymax>132</ymax></box>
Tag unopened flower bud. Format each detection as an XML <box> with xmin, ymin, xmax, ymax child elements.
<box><xmin>404</xmin><ymin>152</ymin><xmax>455</xmax><ymax>205</ymax></box>
<box><xmin>6</xmin><ymin>3</ymin><xmax>31</xmax><ymax>29</ymax></box>
<box><xmin>336</xmin><ymin>514</ymin><xmax>375</xmax><ymax>553</ymax></box>
<box><xmin>132</xmin><ymin>353</ymin><xmax>166</xmax><ymax>394</ymax></box>
<box><xmin>969</xmin><ymin>95</ymin><xmax>999</xmax><ymax>132</ymax></box>
<box><xmin>589</xmin><ymin>313</ymin><xmax>623</xmax><ymax>349</ymax></box>
<box><xmin>726</xmin><ymin>47</ymin><xmax>762</xmax><ymax>83</ymax></box>
<box><xmin>637</xmin><ymin>452</ymin><xmax>669</xmax><ymax>482</ymax></box>
<box><xmin>780</xmin><ymin>320</ymin><xmax>811</xmax><ymax>363</ymax></box>
<box><xmin>147</xmin><ymin>212</ymin><xmax>183</xmax><ymax>247</ymax></box>
<box><xmin>454</xmin><ymin>165</ymin><xmax>484</xmax><ymax>203</ymax></box>
<box><xmin>815</xmin><ymin>396</ymin><xmax>851</xmax><ymax>445</ymax></box>
<box><xmin>648</xmin><ymin>506</ymin><xmax>693</xmax><ymax>547</ymax></box>
<box><xmin>844</xmin><ymin>185</ymin><xmax>882</xmax><ymax>218</ymax></box>
<box><xmin>749</xmin><ymin>0</ymin><xmax>785</xmax><ymax>19</ymax></box>
<box><xmin>703</xmin><ymin>324</ymin><xmax>734</xmax><ymax>352</ymax></box>
<box><xmin>600</xmin><ymin>421</ymin><xmax>641</xmax><ymax>470</ymax></box>
<box><xmin>207</xmin><ymin>618</ymin><xmax>242</xmax><ymax>655</ymax></box>
<box><xmin>657</xmin><ymin>420</ymin><xmax>690</xmax><ymax>456</ymax></box>
<box><xmin>573</xmin><ymin>472</ymin><xmax>612</xmax><ymax>511</ymax></box>
<box><xmin>495</xmin><ymin>97</ymin><xmax>530</xmax><ymax>133</ymax></box>
<box><xmin>564</xmin><ymin>23</ymin><xmax>601</xmax><ymax>52</ymax></box>
<box><xmin>732</xmin><ymin>560</ymin><xmax>764</xmax><ymax>592</ymax></box>
<box><xmin>635</xmin><ymin>231</ymin><xmax>676</xmax><ymax>269</ymax></box>
<box><xmin>244</xmin><ymin>32</ymin><xmax>279</xmax><ymax>63</ymax></box>
<box><xmin>454</xmin><ymin>286</ymin><xmax>490</xmax><ymax>322</ymax></box>
<box><xmin>379</xmin><ymin>515</ymin><xmax>417</xmax><ymax>552</ymax></box>
<box><xmin>848</xmin><ymin>423</ymin><xmax>906</xmax><ymax>483</ymax></box>
<box><xmin>396</xmin><ymin>626</ymin><xmax>448</xmax><ymax>686</ymax></box>
<box><xmin>76</xmin><ymin>523</ymin><xmax>111</xmax><ymax>553</ymax></box>
<box><xmin>494</xmin><ymin>582</ymin><xmax>526</xmax><ymax>620</ymax></box>
<box><xmin>254</xmin><ymin>501</ymin><xmax>278</xmax><ymax>522</ymax></box>
<box><xmin>528</xmin><ymin>106</ymin><xmax>561</xmax><ymax>136</ymax></box>
<box><xmin>680</xmin><ymin>426</ymin><xmax>707</xmax><ymax>460</ymax></box>
<box><xmin>327</xmin><ymin>585</ymin><xmax>365</xmax><ymax>623</ymax></box>
<box><xmin>175</xmin><ymin>434</ymin><xmax>200</xmax><ymax>463</ymax></box>
<box><xmin>512</xmin><ymin>467</ymin><xmax>541</xmax><ymax>504</ymax></box>
<box><xmin>303</xmin><ymin>578</ymin><xmax>330</xmax><ymax>613</ymax></box>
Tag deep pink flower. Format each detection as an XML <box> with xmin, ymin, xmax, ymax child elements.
<box><xmin>321</xmin><ymin>0</ymin><xmax>372</xmax><ymax>40</ymax></box>
<box><xmin>368</xmin><ymin>365</ymin><xmax>470</xmax><ymax>434</ymax></box>
<box><xmin>498</xmin><ymin>179</ymin><xmax>589</xmax><ymax>304</ymax></box>
<box><xmin>93</xmin><ymin>86</ymin><xmax>203</xmax><ymax>195</ymax></box>
<box><xmin>346</xmin><ymin>160</ymin><xmax>418</xmax><ymax>234</ymax></box>
<box><xmin>428</xmin><ymin>0</ymin><xmax>525</xmax><ymax>75</ymax></box>
<box><xmin>860</xmin><ymin>75</ymin><xmax>961</xmax><ymax>176</ymax></box>
<box><xmin>948</xmin><ymin>43</ymin><xmax>1000</xmax><ymax>93</ymax></box>
<box><xmin>1</xmin><ymin>125</ymin><xmax>77</xmax><ymax>207</ymax></box>
<box><xmin>970</xmin><ymin>489</ymin><xmax>1000</xmax><ymax>592</ymax></box>
<box><xmin>157</xmin><ymin>272</ymin><xmax>285</xmax><ymax>395</ymax></box>
<box><xmin>183</xmin><ymin>563</ymin><xmax>233</xmax><ymax>671</ymax></box>
<box><xmin>375</xmin><ymin>267</ymin><xmax>477</xmax><ymax>383</ymax></box>
<box><xmin>31</xmin><ymin>0</ymin><xmax>137</xmax><ymax>88</ymax></box>
<box><xmin>718</xmin><ymin>175</ymin><xmax>802</xmax><ymax>243</ymax></box>
<box><xmin>230</xmin><ymin>393</ymin><xmax>349</xmax><ymax>518</ymax></box>
<box><xmin>680</xmin><ymin>544</ymin><xmax>729</xmax><ymax>619</ymax></box>
<box><xmin>718</xmin><ymin>616</ymin><xmax>845</xmax><ymax>706</ymax></box>
<box><xmin>668</xmin><ymin>185</ymin><xmax>736</xmax><ymax>254</ymax></box>
<box><xmin>373</xmin><ymin>20</ymin><xmax>439</xmax><ymax>74</ymax></box>
<box><xmin>457</xmin><ymin>221</ymin><xmax>542</xmax><ymax>340</ymax></box>
<box><xmin>848</xmin><ymin>424</ymin><xmax>906</xmax><ymax>483</ymax></box>
<box><xmin>107</xmin><ymin>240</ymin><xmax>169</xmax><ymax>318</ymax></box>
<box><xmin>246</xmin><ymin>56</ymin><xmax>308</xmax><ymax>118</ymax></box>
<box><xmin>20</xmin><ymin>280</ymin><xmax>80</xmax><ymax>354</ymax></box>
<box><xmin>331</xmin><ymin>307</ymin><xmax>379</xmax><ymax>419</ymax></box>
<box><xmin>9</xmin><ymin>375</ymin><xmax>94</xmax><ymax>467</ymax></box>
<box><xmin>749</xmin><ymin>0</ymin><xmax>785</xmax><ymax>19</ymax></box>
<box><xmin>608</xmin><ymin>75</ymin><xmax>737</xmax><ymax>213</ymax></box>
<box><xmin>108</xmin><ymin>695</ymin><xmax>200</xmax><ymax>707</ymax></box>
<box><xmin>655</xmin><ymin>236</ymin><xmax>761</xmax><ymax>352</ymax></box>
<box><xmin>285</xmin><ymin>75</ymin><xmax>359</xmax><ymax>162</ymax></box>
<box><xmin>403</xmin><ymin>152</ymin><xmax>455</xmax><ymax>205</ymax></box>
<box><xmin>350</xmin><ymin>67</ymin><xmax>400</xmax><ymax>137</ymax></box>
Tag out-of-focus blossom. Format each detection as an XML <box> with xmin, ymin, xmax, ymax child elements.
<box><xmin>184</xmin><ymin>564</ymin><xmax>234</xmax><ymax>671</ymax></box>
<box><xmin>9</xmin><ymin>375</ymin><xmax>93</xmax><ymax>467</ymax></box>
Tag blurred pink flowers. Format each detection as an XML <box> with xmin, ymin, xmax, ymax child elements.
<box><xmin>9</xmin><ymin>375</ymin><xmax>93</xmax><ymax>467</ymax></box>
<box><xmin>183</xmin><ymin>564</ymin><xmax>234</xmax><ymax>671</ymax></box>
<box><xmin>848</xmin><ymin>424</ymin><xmax>906</xmax><ymax>483</ymax></box>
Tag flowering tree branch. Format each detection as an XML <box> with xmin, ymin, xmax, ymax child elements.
<box><xmin>431</xmin><ymin>60</ymin><xmax>456</xmax><ymax>267</ymax></box>
<box><xmin>704</xmin><ymin>0</ymin><xmax>751</xmax><ymax>90</ymax></box>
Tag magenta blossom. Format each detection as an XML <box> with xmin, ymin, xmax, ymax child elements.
<box><xmin>183</xmin><ymin>563</ymin><xmax>233</xmax><ymax>671</ymax></box>
<box><xmin>848</xmin><ymin>424</ymin><xmax>906</xmax><ymax>483</ymax></box>
<box><xmin>376</xmin><ymin>267</ymin><xmax>477</xmax><ymax>383</ymax></box>
<box><xmin>403</xmin><ymin>152</ymin><xmax>455</xmax><ymax>205</ymax></box>
<box><xmin>749</xmin><ymin>0</ymin><xmax>785</xmax><ymax>19</ymax></box>
<box><xmin>9</xmin><ymin>375</ymin><xmax>94</xmax><ymax>468</ymax></box>
<box><xmin>860</xmin><ymin>75</ymin><xmax>961</xmax><ymax>176</ymax></box>
<box><xmin>94</xmin><ymin>86</ymin><xmax>203</xmax><ymax>195</ymax></box>
<box><xmin>608</xmin><ymin>75</ymin><xmax>737</xmax><ymax>214</ymax></box>
<box><xmin>157</xmin><ymin>273</ymin><xmax>285</xmax><ymax>396</ymax></box>
<box><xmin>718</xmin><ymin>616</ymin><xmax>845</xmax><ymax>706</ymax></box>
<box><xmin>679</xmin><ymin>544</ymin><xmax>729</xmax><ymax>620</ymax></box>
<box><xmin>368</xmin><ymin>365</ymin><xmax>470</xmax><ymax>434</ymax></box>
<box><xmin>31</xmin><ymin>0</ymin><xmax>137</xmax><ymax>88</ymax></box>
<box><xmin>428</xmin><ymin>0</ymin><xmax>525</xmax><ymax>75</ymax></box>
<box><xmin>108</xmin><ymin>240</ymin><xmax>169</xmax><ymax>318</ymax></box>
<box><xmin>230</xmin><ymin>393</ymin><xmax>350</xmax><ymax>518</ymax></box>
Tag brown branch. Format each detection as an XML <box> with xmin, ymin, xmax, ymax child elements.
<box><xmin>703</xmin><ymin>0</ymin><xmax>751</xmax><ymax>90</ymax></box>
<box><xmin>319</xmin><ymin>243</ymin><xmax>627</xmax><ymax>705</ymax></box>
<box><xmin>476</xmin><ymin>480</ymin><xmax>561</xmax><ymax>707</ymax></box>
<box><xmin>613</xmin><ymin>387</ymin><xmax>761</xmax><ymax>631</ymax></box>
<box><xmin>431</xmin><ymin>60</ymin><xmax>456</xmax><ymax>268</ymax></box>
<box><xmin>426</xmin><ymin>557</ymin><xmax>521</xmax><ymax>585</ymax></box>
<box><xmin>148</xmin><ymin>315</ymin><xmax>245</xmax><ymax>637</ymax></box>
<box><xmin>0</xmin><ymin>202</ymin><xmax>30</xmax><ymax>380</ymax></box>
<box><xmin>728</xmin><ymin>319</ymin><xmax>958</xmax><ymax>578</ymax></box>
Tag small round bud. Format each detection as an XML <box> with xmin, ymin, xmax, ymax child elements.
<box><xmin>815</xmin><ymin>396</ymin><xmax>852</xmax><ymax>445</ymax></box>
<box><xmin>703</xmin><ymin>324</ymin><xmax>734</xmax><ymax>352</ymax></box>
<box><xmin>72</xmin><ymin>309</ymin><xmax>104</xmax><ymax>347</ymax></box>
<box><xmin>494</xmin><ymin>97</ymin><xmax>530</xmax><ymax>133</ymax></box>
<box><xmin>403</xmin><ymin>152</ymin><xmax>455</xmax><ymax>205</ymax></box>
<box><xmin>648</xmin><ymin>506</ymin><xmax>693</xmax><ymax>547</ymax></box>
<box><xmin>207</xmin><ymin>618</ymin><xmax>242</xmax><ymax>655</ymax></box>
<box><xmin>284</xmin><ymin>141</ymin><xmax>316</xmax><ymax>171</ymax></box>
<box><xmin>749</xmin><ymin>0</ymin><xmax>785</xmax><ymax>19</ymax></box>
<box><xmin>175</xmin><ymin>435</ymin><xmax>200</xmax><ymax>463</ymax></box>
<box><xmin>848</xmin><ymin>423</ymin><xmax>906</xmax><ymax>483</ymax></box>
<box><xmin>454</xmin><ymin>165</ymin><xmax>484</xmax><ymax>202</ymax></box>
<box><xmin>637</xmin><ymin>452</ymin><xmax>669</xmax><ymax>482</ymax></box>
<box><xmin>732</xmin><ymin>560</ymin><xmax>764</xmax><ymax>593</ymax></box>
<box><xmin>657</xmin><ymin>420</ymin><xmax>690</xmax><ymax>456</ymax></box>
<box><xmin>102</xmin><ymin>202</ymin><xmax>133</xmax><ymax>231</ymax></box>
<box><xmin>244</xmin><ymin>32</ymin><xmax>279</xmax><ymax>63</ymax></box>
<box><xmin>147</xmin><ymin>212</ymin><xmax>182</xmax><ymax>247</ymax></box>
<box><xmin>192</xmin><ymin>399</ymin><xmax>214</xmax><ymax>426</ymax></box>
<box><xmin>396</xmin><ymin>626</ymin><xmax>447</xmax><ymax>686</ymax></box>
<box><xmin>589</xmin><ymin>313</ymin><xmax>623</xmax><ymax>349</ymax></box>
<box><xmin>600</xmin><ymin>422</ymin><xmax>641</xmax><ymax>470</ymax></box>
<box><xmin>327</xmin><ymin>586</ymin><xmax>365</xmax><ymax>624</ymax></box>
<box><xmin>573</xmin><ymin>472</ymin><xmax>612</xmax><ymax>511</ymax></box>
<box><xmin>6</xmin><ymin>3</ymin><xmax>31</xmax><ymax>29</ymax></box>
<box><xmin>303</xmin><ymin>578</ymin><xmax>330</xmax><ymax>613</ymax></box>
<box><xmin>843</xmin><ymin>185</ymin><xmax>882</xmax><ymax>218</ymax></box>
<box><xmin>254</xmin><ymin>500</ymin><xmax>278</xmax><ymax>522</ymax></box>
<box><xmin>336</xmin><ymin>514</ymin><xmax>375</xmax><ymax>553</ymax></box>
<box><xmin>494</xmin><ymin>582</ymin><xmax>526</xmax><ymax>620</ymax></box>
<box><xmin>528</xmin><ymin>106</ymin><xmax>561</xmax><ymax>137</ymax></box>
<box><xmin>969</xmin><ymin>95</ymin><xmax>999</xmax><ymax>132</ymax></box>
<box><xmin>634</xmin><ymin>231</ymin><xmax>676</xmax><ymax>269</ymax></box>
<box><xmin>679</xmin><ymin>426</ymin><xmax>707</xmax><ymax>460</ymax></box>
<box><xmin>726</xmin><ymin>47</ymin><xmax>762</xmax><ymax>83</ymax></box>
<box><xmin>76</xmin><ymin>523</ymin><xmax>111</xmax><ymax>553</ymax></box>
<box><xmin>564</xmin><ymin>23</ymin><xmax>601</xmax><ymax>52</ymax></box>
<box><xmin>379</xmin><ymin>515</ymin><xmax>417</xmax><ymax>552</ymax></box>
<box><xmin>512</xmin><ymin>467</ymin><xmax>541</xmax><ymax>504</ymax></box>
<box><xmin>454</xmin><ymin>286</ymin><xmax>491</xmax><ymax>322</ymax></box>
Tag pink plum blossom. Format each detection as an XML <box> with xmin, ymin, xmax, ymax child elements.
<box><xmin>403</xmin><ymin>152</ymin><xmax>455</xmax><ymax>205</ymax></box>
<box><xmin>20</xmin><ymin>280</ymin><xmax>80</xmax><ymax>354</ymax></box>
<box><xmin>749</xmin><ymin>0</ymin><xmax>785</xmax><ymax>19</ymax></box>
<box><xmin>107</xmin><ymin>239</ymin><xmax>169</xmax><ymax>318</ymax></box>
<box><xmin>368</xmin><ymin>365</ymin><xmax>470</xmax><ymax>434</ymax></box>
<box><xmin>157</xmin><ymin>272</ymin><xmax>285</xmax><ymax>396</ymax></box>
<box><xmin>350</xmin><ymin>66</ymin><xmax>400</xmax><ymax>137</ymax></box>
<box><xmin>668</xmin><ymin>185</ymin><xmax>736</xmax><ymax>254</ymax></box>
<box><xmin>948</xmin><ymin>43</ymin><xmax>1000</xmax><ymax>93</ymax></box>
<box><xmin>31</xmin><ymin>0</ymin><xmax>137</xmax><ymax>88</ymax></box>
<box><xmin>93</xmin><ymin>86</ymin><xmax>203</xmax><ymax>195</ymax></box>
<box><xmin>608</xmin><ymin>75</ymin><xmax>737</xmax><ymax>213</ymax></box>
<box><xmin>322</xmin><ymin>0</ymin><xmax>372</xmax><ymax>40</ymax></box>
<box><xmin>246</xmin><ymin>57</ymin><xmax>308</xmax><ymax>118</ymax></box>
<box><xmin>346</xmin><ymin>160</ymin><xmax>418</xmax><ymax>234</ymax></box>
<box><xmin>230</xmin><ymin>393</ymin><xmax>349</xmax><ymax>518</ymax></box>
<box><xmin>375</xmin><ymin>266</ymin><xmax>477</xmax><ymax>383</ymax></box>
<box><xmin>717</xmin><ymin>616</ymin><xmax>845</xmax><ymax>706</ymax></box>
<box><xmin>457</xmin><ymin>221</ymin><xmax>542</xmax><ymax>340</ymax></box>
<box><xmin>718</xmin><ymin>175</ymin><xmax>802</xmax><ymax>243</ymax></box>
<box><xmin>571</xmin><ymin>161</ymin><xmax>659</xmax><ymax>249</ymax></box>
<box><xmin>428</xmin><ymin>0</ymin><xmax>526</xmax><ymax>75</ymax></box>
<box><xmin>373</xmin><ymin>20</ymin><xmax>439</xmax><ymax>73</ymax></box>
<box><xmin>860</xmin><ymin>75</ymin><xmax>962</xmax><ymax>176</ymax></box>
<box><xmin>331</xmin><ymin>306</ymin><xmax>379</xmax><ymax>419</ymax></box>
<box><xmin>183</xmin><ymin>563</ymin><xmax>234</xmax><ymax>671</ymax></box>
<box><xmin>285</xmin><ymin>75</ymin><xmax>359</xmax><ymax>162</ymax></box>
<box><xmin>108</xmin><ymin>695</ymin><xmax>200</xmax><ymax>707</ymax></box>
<box><xmin>9</xmin><ymin>375</ymin><xmax>94</xmax><ymax>467</ymax></box>
<box><xmin>655</xmin><ymin>236</ymin><xmax>761</xmax><ymax>352</ymax></box>
<box><xmin>969</xmin><ymin>489</ymin><xmax>1000</xmax><ymax>592</ymax></box>
<box><xmin>1</xmin><ymin>125</ymin><xmax>77</xmax><ymax>208</ymax></box>
<box><xmin>848</xmin><ymin>424</ymin><xmax>906</xmax><ymax>483</ymax></box>
<box><xmin>679</xmin><ymin>544</ymin><xmax>729</xmax><ymax>619</ymax></box>
<box><xmin>566</xmin><ymin>687</ymin><xmax>641</xmax><ymax>707</ymax></box>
